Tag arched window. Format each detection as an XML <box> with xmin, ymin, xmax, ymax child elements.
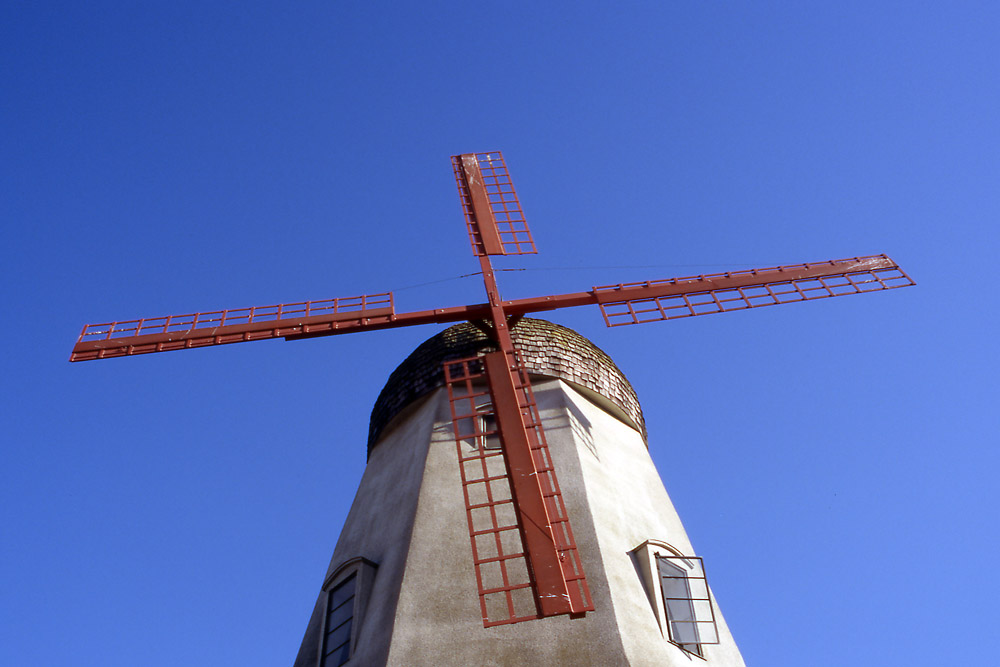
<box><xmin>319</xmin><ymin>557</ymin><xmax>377</xmax><ymax>667</ymax></box>
<box><xmin>321</xmin><ymin>575</ymin><xmax>356</xmax><ymax>667</ymax></box>
<box><xmin>630</xmin><ymin>540</ymin><xmax>720</xmax><ymax>658</ymax></box>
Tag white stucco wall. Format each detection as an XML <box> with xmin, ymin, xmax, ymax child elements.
<box><xmin>543</xmin><ymin>380</ymin><xmax>745</xmax><ymax>666</ymax></box>
<box><xmin>294</xmin><ymin>379</ymin><xmax>745</xmax><ymax>666</ymax></box>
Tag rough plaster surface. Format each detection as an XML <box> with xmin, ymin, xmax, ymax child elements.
<box><xmin>295</xmin><ymin>383</ymin><xmax>745</xmax><ymax>666</ymax></box>
<box><xmin>294</xmin><ymin>323</ymin><xmax>745</xmax><ymax>666</ymax></box>
<box><xmin>550</xmin><ymin>381</ymin><xmax>746</xmax><ymax>666</ymax></box>
<box><xmin>292</xmin><ymin>393</ymin><xmax>438</xmax><ymax>667</ymax></box>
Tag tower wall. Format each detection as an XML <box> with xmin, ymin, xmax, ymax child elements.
<box><xmin>294</xmin><ymin>321</ymin><xmax>745</xmax><ymax>666</ymax></box>
<box><xmin>293</xmin><ymin>392</ymin><xmax>439</xmax><ymax>667</ymax></box>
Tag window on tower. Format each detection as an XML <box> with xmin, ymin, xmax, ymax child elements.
<box><xmin>478</xmin><ymin>403</ymin><xmax>501</xmax><ymax>450</ymax></box>
<box><xmin>322</xmin><ymin>574</ymin><xmax>356</xmax><ymax>667</ymax></box>
<box><xmin>318</xmin><ymin>556</ymin><xmax>377</xmax><ymax>667</ymax></box>
<box><xmin>629</xmin><ymin>540</ymin><xmax>721</xmax><ymax>659</ymax></box>
<box><xmin>655</xmin><ymin>555</ymin><xmax>719</xmax><ymax>657</ymax></box>
<box><xmin>456</xmin><ymin>398</ymin><xmax>501</xmax><ymax>451</ymax></box>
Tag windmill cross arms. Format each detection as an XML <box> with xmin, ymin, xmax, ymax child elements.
<box><xmin>281</xmin><ymin>254</ymin><xmax>914</xmax><ymax>334</ymax></box>
<box><xmin>70</xmin><ymin>255</ymin><xmax>914</xmax><ymax>361</ymax></box>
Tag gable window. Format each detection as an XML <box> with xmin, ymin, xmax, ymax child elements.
<box><xmin>655</xmin><ymin>555</ymin><xmax>719</xmax><ymax>657</ymax></box>
<box><xmin>629</xmin><ymin>540</ymin><xmax>721</xmax><ymax>659</ymax></box>
<box><xmin>317</xmin><ymin>556</ymin><xmax>377</xmax><ymax>667</ymax></box>
<box><xmin>322</xmin><ymin>573</ymin><xmax>356</xmax><ymax>667</ymax></box>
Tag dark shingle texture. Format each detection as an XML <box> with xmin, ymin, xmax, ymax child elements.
<box><xmin>368</xmin><ymin>318</ymin><xmax>644</xmax><ymax>456</ymax></box>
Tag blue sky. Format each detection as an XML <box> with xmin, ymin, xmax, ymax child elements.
<box><xmin>2</xmin><ymin>3</ymin><xmax>997</xmax><ymax>665</ymax></box>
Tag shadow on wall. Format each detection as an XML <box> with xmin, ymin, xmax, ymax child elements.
<box><xmin>536</xmin><ymin>383</ymin><xmax>598</xmax><ymax>461</ymax></box>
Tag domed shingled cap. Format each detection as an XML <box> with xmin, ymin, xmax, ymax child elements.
<box><xmin>367</xmin><ymin>318</ymin><xmax>645</xmax><ymax>456</ymax></box>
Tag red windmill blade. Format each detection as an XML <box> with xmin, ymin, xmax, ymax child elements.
<box><xmin>70</xmin><ymin>293</ymin><xmax>394</xmax><ymax>362</ymax></box>
<box><xmin>446</xmin><ymin>152</ymin><xmax>591</xmax><ymax>622</ymax></box>
<box><xmin>442</xmin><ymin>352</ymin><xmax>592</xmax><ymax>625</ymax></box>
<box><xmin>452</xmin><ymin>151</ymin><xmax>535</xmax><ymax>256</ymax></box>
<box><xmin>69</xmin><ymin>151</ymin><xmax>915</xmax><ymax>629</ymax></box>
<box><xmin>592</xmin><ymin>255</ymin><xmax>915</xmax><ymax>326</ymax></box>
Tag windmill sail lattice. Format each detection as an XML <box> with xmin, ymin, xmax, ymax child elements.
<box><xmin>595</xmin><ymin>255</ymin><xmax>912</xmax><ymax>326</ymax></box>
<box><xmin>70</xmin><ymin>258</ymin><xmax>913</xmax><ymax>362</ymax></box>
<box><xmin>71</xmin><ymin>151</ymin><xmax>914</xmax><ymax>632</ymax></box>
<box><xmin>452</xmin><ymin>152</ymin><xmax>535</xmax><ymax>256</ymax></box>
<box><xmin>445</xmin><ymin>353</ymin><xmax>593</xmax><ymax>626</ymax></box>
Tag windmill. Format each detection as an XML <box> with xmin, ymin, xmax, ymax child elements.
<box><xmin>72</xmin><ymin>152</ymin><xmax>914</xmax><ymax>662</ymax></box>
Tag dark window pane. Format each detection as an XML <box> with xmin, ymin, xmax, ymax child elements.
<box><xmin>329</xmin><ymin>575</ymin><xmax>356</xmax><ymax>610</ymax></box>
<box><xmin>325</xmin><ymin>619</ymin><xmax>352</xmax><ymax>657</ymax></box>
<box><xmin>327</xmin><ymin>597</ymin><xmax>353</xmax><ymax>630</ymax></box>
<box><xmin>322</xmin><ymin>638</ymin><xmax>352</xmax><ymax>667</ymax></box>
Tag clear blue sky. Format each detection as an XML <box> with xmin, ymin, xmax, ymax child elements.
<box><xmin>2</xmin><ymin>3</ymin><xmax>997</xmax><ymax>665</ymax></box>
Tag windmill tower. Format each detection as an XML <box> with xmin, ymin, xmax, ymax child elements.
<box><xmin>293</xmin><ymin>318</ymin><xmax>745</xmax><ymax>666</ymax></box>
<box><xmin>70</xmin><ymin>152</ymin><xmax>914</xmax><ymax>666</ymax></box>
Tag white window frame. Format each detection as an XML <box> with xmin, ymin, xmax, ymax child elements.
<box><xmin>629</xmin><ymin>540</ymin><xmax>719</xmax><ymax>659</ymax></box>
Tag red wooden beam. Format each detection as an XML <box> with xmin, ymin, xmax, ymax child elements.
<box><xmin>70</xmin><ymin>294</ymin><xmax>395</xmax><ymax>362</ymax></box>
<box><xmin>452</xmin><ymin>152</ymin><xmax>535</xmax><ymax>257</ymax></box>
<box><xmin>71</xmin><ymin>255</ymin><xmax>913</xmax><ymax>361</ymax></box>
<box><xmin>483</xmin><ymin>351</ymin><xmax>573</xmax><ymax>617</ymax></box>
<box><xmin>592</xmin><ymin>255</ymin><xmax>900</xmax><ymax>304</ymax></box>
<box><xmin>593</xmin><ymin>254</ymin><xmax>915</xmax><ymax>326</ymax></box>
<box><xmin>460</xmin><ymin>154</ymin><xmax>505</xmax><ymax>256</ymax></box>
